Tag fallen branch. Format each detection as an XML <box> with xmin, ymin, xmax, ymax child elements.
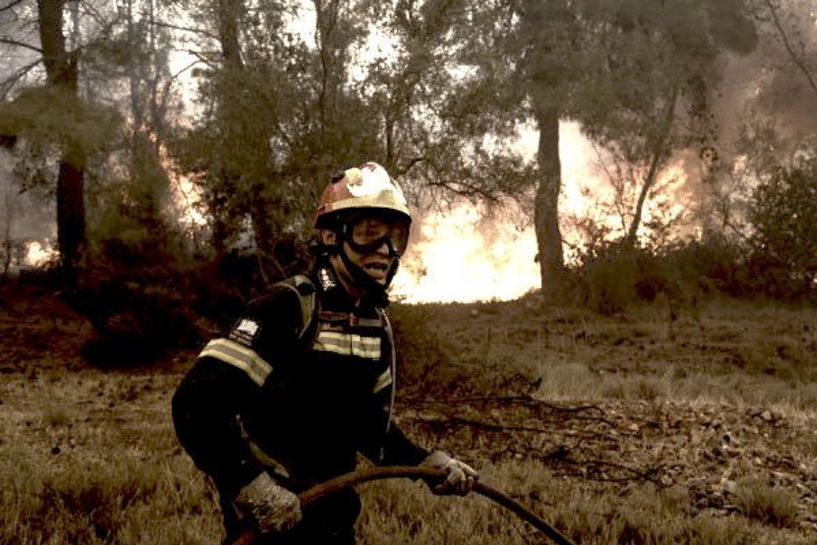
<box><xmin>554</xmin><ymin>458</ymin><xmax>665</xmax><ymax>484</ymax></box>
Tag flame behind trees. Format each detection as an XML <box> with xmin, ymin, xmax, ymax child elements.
<box><xmin>0</xmin><ymin>0</ymin><xmax>183</xmax><ymax>280</ymax></box>
<box><xmin>171</xmin><ymin>0</ymin><xmax>458</xmax><ymax>279</ymax></box>
<box><xmin>441</xmin><ymin>0</ymin><xmax>759</xmax><ymax>299</ymax></box>
<box><xmin>0</xmin><ymin>0</ymin><xmax>816</xmax><ymax>305</ymax></box>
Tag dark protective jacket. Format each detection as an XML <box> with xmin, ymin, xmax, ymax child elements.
<box><xmin>172</xmin><ymin>262</ymin><xmax>428</xmax><ymax>540</ymax></box>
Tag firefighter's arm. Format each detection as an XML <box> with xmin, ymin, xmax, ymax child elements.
<box><xmin>172</xmin><ymin>357</ymin><xmax>264</xmax><ymax>496</ymax></box>
<box><xmin>172</xmin><ymin>287</ymin><xmax>302</xmax><ymax>497</ymax></box>
<box><xmin>173</xmin><ymin>357</ymin><xmax>303</xmax><ymax>534</ymax></box>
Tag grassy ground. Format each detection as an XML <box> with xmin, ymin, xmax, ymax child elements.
<box><xmin>1</xmin><ymin>287</ymin><xmax>815</xmax><ymax>544</ymax></box>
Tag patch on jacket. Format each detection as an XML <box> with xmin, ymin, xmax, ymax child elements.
<box><xmin>229</xmin><ymin>318</ymin><xmax>260</xmax><ymax>347</ymax></box>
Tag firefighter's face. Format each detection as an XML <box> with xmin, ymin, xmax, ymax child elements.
<box><xmin>321</xmin><ymin>215</ymin><xmax>403</xmax><ymax>285</ymax></box>
<box><xmin>343</xmin><ymin>236</ymin><xmax>396</xmax><ymax>285</ymax></box>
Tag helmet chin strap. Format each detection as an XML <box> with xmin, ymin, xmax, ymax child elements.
<box><xmin>318</xmin><ymin>228</ymin><xmax>400</xmax><ymax>304</ymax></box>
<box><xmin>337</xmin><ymin>244</ymin><xmax>396</xmax><ymax>304</ymax></box>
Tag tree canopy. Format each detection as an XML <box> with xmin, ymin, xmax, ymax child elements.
<box><xmin>1</xmin><ymin>0</ymin><xmax>815</xmax><ymax>309</ymax></box>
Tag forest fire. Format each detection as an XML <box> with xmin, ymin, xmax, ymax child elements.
<box><xmin>391</xmin><ymin>203</ymin><xmax>540</xmax><ymax>304</ymax></box>
<box><xmin>9</xmin><ymin>122</ymin><xmax>695</xmax><ymax>304</ymax></box>
<box><xmin>23</xmin><ymin>240</ymin><xmax>57</xmax><ymax>268</ymax></box>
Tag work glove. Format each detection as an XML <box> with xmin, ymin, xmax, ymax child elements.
<box><xmin>234</xmin><ymin>472</ymin><xmax>302</xmax><ymax>535</ymax></box>
<box><xmin>421</xmin><ymin>450</ymin><xmax>478</xmax><ymax>496</ymax></box>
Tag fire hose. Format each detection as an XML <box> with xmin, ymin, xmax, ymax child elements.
<box><xmin>231</xmin><ymin>466</ymin><xmax>577</xmax><ymax>545</ymax></box>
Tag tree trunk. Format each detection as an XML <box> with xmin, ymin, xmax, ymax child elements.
<box><xmin>56</xmin><ymin>155</ymin><xmax>86</xmax><ymax>271</ymax></box>
<box><xmin>209</xmin><ymin>0</ymin><xmax>245</xmax><ymax>255</ymax></box>
<box><xmin>38</xmin><ymin>0</ymin><xmax>85</xmax><ymax>276</ymax></box>
<box><xmin>624</xmin><ymin>86</ymin><xmax>679</xmax><ymax>247</ymax></box>
<box><xmin>217</xmin><ymin>0</ymin><xmax>244</xmax><ymax>68</ymax></box>
<box><xmin>534</xmin><ymin>106</ymin><xmax>565</xmax><ymax>298</ymax></box>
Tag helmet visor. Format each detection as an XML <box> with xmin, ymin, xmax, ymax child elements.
<box><xmin>346</xmin><ymin>214</ymin><xmax>410</xmax><ymax>256</ymax></box>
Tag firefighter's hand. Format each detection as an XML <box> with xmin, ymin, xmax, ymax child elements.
<box><xmin>235</xmin><ymin>472</ymin><xmax>302</xmax><ymax>535</ymax></box>
<box><xmin>421</xmin><ymin>450</ymin><xmax>478</xmax><ymax>496</ymax></box>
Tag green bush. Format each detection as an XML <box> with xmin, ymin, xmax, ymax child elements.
<box><xmin>572</xmin><ymin>242</ymin><xmax>692</xmax><ymax>314</ymax></box>
<box><xmin>569</xmin><ymin>232</ymin><xmax>799</xmax><ymax>313</ymax></box>
<box><xmin>749</xmin><ymin>157</ymin><xmax>817</xmax><ymax>300</ymax></box>
<box><xmin>573</xmin><ymin>243</ymin><xmax>639</xmax><ymax>314</ymax></box>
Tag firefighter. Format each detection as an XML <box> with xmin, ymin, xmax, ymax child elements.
<box><xmin>172</xmin><ymin>162</ymin><xmax>478</xmax><ymax>545</ymax></box>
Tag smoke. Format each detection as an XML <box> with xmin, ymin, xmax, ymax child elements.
<box><xmin>5</xmin><ymin>2</ymin><xmax>817</xmax><ymax>301</ymax></box>
<box><xmin>711</xmin><ymin>2</ymin><xmax>817</xmax><ymax>148</ymax></box>
<box><xmin>0</xmin><ymin>150</ymin><xmax>55</xmax><ymax>243</ymax></box>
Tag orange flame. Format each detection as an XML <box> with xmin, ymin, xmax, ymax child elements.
<box><xmin>391</xmin><ymin>123</ymin><xmax>693</xmax><ymax>304</ymax></box>
<box><xmin>391</xmin><ymin>203</ymin><xmax>540</xmax><ymax>303</ymax></box>
<box><xmin>24</xmin><ymin>240</ymin><xmax>58</xmax><ymax>268</ymax></box>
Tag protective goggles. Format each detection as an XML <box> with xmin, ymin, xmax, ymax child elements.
<box><xmin>343</xmin><ymin>213</ymin><xmax>410</xmax><ymax>257</ymax></box>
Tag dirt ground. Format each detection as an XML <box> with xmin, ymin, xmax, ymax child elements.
<box><xmin>1</xmin><ymin>285</ymin><xmax>816</xmax><ymax>543</ymax></box>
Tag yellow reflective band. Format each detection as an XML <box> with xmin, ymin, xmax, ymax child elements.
<box><xmin>313</xmin><ymin>331</ymin><xmax>381</xmax><ymax>359</ymax></box>
<box><xmin>372</xmin><ymin>368</ymin><xmax>392</xmax><ymax>393</ymax></box>
<box><xmin>198</xmin><ymin>338</ymin><xmax>272</xmax><ymax>386</ymax></box>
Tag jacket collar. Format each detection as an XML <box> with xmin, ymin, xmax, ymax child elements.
<box><xmin>312</xmin><ymin>260</ymin><xmax>389</xmax><ymax>313</ymax></box>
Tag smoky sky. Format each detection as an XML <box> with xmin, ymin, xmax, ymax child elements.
<box><xmin>714</xmin><ymin>2</ymin><xmax>817</xmax><ymax>147</ymax></box>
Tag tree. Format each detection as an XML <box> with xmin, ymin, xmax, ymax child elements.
<box><xmin>749</xmin><ymin>154</ymin><xmax>817</xmax><ymax>298</ymax></box>
<box><xmin>442</xmin><ymin>0</ymin><xmax>758</xmax><ymax>295</ymax></box>
<box><xmin>172</xmin><ymin>0</ymin><xmax>381</xmax><ymax>278</ymax></box>
<box><xmin>0</xmin><ymin>0</ymin><xmax>122</xmax><ymax>280</ymax></box>
<box><xmin>37</xmin><ymin>0</ymin><xmax>86</xmax><ymax>276</ymax></box>
<box><xmin>759</xmin><ymin>0</ymin><xmax>817</xmax><ymax>104</ymax></box>
<box><xmin>582</xmin><ymin>0</ymin><xmax>757</xmax><ymax>249</ymax></box>
<box><xmin>171</xmin><ymin>0</ymin><xmax>476</xmax><ymax>282</ymax></box>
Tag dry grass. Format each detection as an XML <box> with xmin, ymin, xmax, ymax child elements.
<box><xmin>1</xmin><ymin>293</ymin><xmax>816</xmax><ymax>544</ymax></box>
<box><xmin>733</xmin><ymin>477</ymin><xmax>801</xmax><ymax>529</ymax></box>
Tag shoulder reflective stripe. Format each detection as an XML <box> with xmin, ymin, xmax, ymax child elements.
<box><xmin>372</xmin><ymin>368</ymin><xmax>392</xmax><ymax>393</ymax></box>
<box><xmin>198</xmin><ymin>338</ymin><xmax>272</xmax><ymax>386</ymax></box>
<box><xmin>313</xmin><ymin>331</ymin><xmax>381</xmax><ymax>359</ymax></box>
<box><xmin>277</xmin><ymin>275</ymin><xmax>315</xmax><ymax>338</ymax></box>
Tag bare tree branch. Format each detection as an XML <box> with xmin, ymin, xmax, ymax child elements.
<box><xmin>764</xmin><ymin>0</ymin><xmax>817</xmax><ymax>101</ymax></box>
<box><xmin>0</xmin><ymin>36</ymin><xmax>42</xmax><ymax>53</ymax></box>
<box><xmin>77</xmin><ymin>0</ymin><xmax>115</xmax><ymax>28</ymax></box>
<box><xmin>0</xmin><ymin>0</ymin><xmax>25</xmax><ymax>14</ymax></box>
<box><xmin>626</xmin><ymin>85</ymin><xmax>679</xmax><ymax>246</ymax></box>
<box><xmin>151</xmin><ymin>20</ymin><xmax>218</xmax><ymax>41</ymax></box>
<box><xmin>395</xmin><ymin>156</ymin><xmax>425</xmax><ymax>177</ymax></box>
<box><xmin>181</xmin><ymin>48</ymin><xmax>216</xmax><ymax>69</ymax></box>
<box><xmin>156</xmin><ymin>58</ymin><xmax>201</xmax><ymax>120</ymax></box>
<box><xmin>0</xmin><ymin>57</ymin><xmax>40</xmax><ymax>99</ymax></box>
